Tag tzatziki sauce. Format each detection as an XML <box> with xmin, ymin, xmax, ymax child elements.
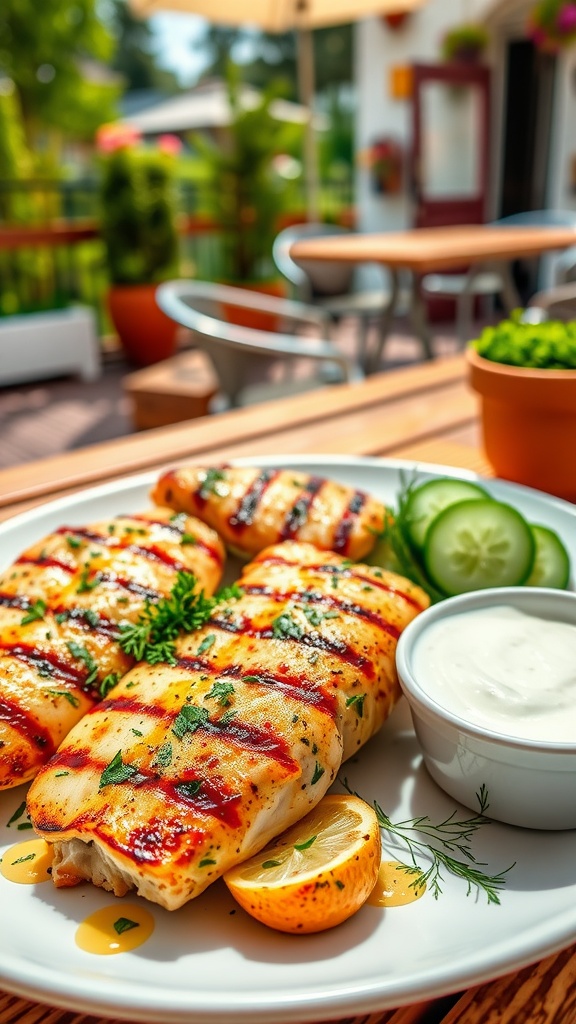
<box><xmin>412</xmin><ymin>605</ymin><xmax>576</xmax><ymax>742</ymax></box>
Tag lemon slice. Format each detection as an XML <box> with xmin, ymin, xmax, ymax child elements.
<box><xmin>223</xmin><ymin>794</ymin><xmax>381</xmax><ymax>934</ymax></box>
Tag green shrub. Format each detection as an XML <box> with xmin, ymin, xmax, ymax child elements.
<box><xmin>470</xmin><ymin>310</ymin><xmax>576</xmax><ymax>369</ymax></box>
<box><xmin>98</xmin><ymin>137</ymin><xmax>180</xmax><ymax>286</ymax></box>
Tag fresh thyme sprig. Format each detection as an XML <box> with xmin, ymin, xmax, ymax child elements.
<box><xmin>342</xmin><ymin>778</ymin><xmax>515</xmax><ymax>905</ymax></box>
<box><xmin>118</xmin><ymin>573</ymin><xmax>242</xmax><ymax>665</ymax></box>
<box><xmin>370</xmin><ymin>470</ymin><xmax>445</xmax><ymax>603</ymax></box>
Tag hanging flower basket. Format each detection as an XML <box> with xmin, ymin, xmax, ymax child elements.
<box><xmin>528</xmin><ymin>0</ymin><xmax>576</xmax><ymax>51</ymax></box>
<box><xmin>441</xmin><ymin>23</ymin><xmax>489</xmax><ymax>63</ymax></box>
<box><xmin>358</xmin><ymin>138</ymin><xmax>404</xmax><ymax>195</ymax></box>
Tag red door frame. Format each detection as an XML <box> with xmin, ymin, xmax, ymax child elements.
<box><xmin>411</xmin><ymin>62</ymin><xmax>491</xmax><ymax>229</ymax></box>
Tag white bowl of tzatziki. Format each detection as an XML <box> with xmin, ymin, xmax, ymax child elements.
<box><xmin>396</xmin><ymin>587</ymin><xmax>576</xmax><ymax>830</ymax></box>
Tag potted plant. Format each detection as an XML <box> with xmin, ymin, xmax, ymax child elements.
<box><xmin>528</xmin><ymin>0</ymin><xmax>576</xmax><ymax>50</ymax></box>
<box><xmin>97</xmin><ymin>123</ymin><xmax>181</xmax><ymax>366</ymax></box>
<box><xmin>441</xmin><ymin>23</ymin><xmax>489</xmax><ymax>63</ymax></box>
<box><xmin>359</xmin><ymin>137</ymin><xmax>404</xmax><ymax>196</ymax></box>
<box><xmin>193</xmin><ymin>68</ymin><xmax>297</xmax><ymax>329</ymax></box>
<box><xmin>467</xmin><ymin>311</ymin><xmax>576</xmax><ymax>501</ymax></box>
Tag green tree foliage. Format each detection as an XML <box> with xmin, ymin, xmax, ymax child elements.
<box><xmin>193</xmin><ymin>23</ymin><xmax>353</xmax><ymax>98</ymax></box>
<box><xmin>0</xmin><ymin>0</ymin><xmax>119</xmax><ymax>141</ymax></box>
<box><xmin>108</xmin><ymin>0</ymin><xmax>180</xmax><ymax>93</ymax></box>
<box><xmin>194</xmin><ymin>66</ymin><xmax>300</xmax><ymax>282</ymax></box>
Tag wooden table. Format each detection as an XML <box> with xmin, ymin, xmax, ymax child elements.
<box><xmin>1</xmin><ymin>354</ymin><xmax>575</xmax><ymax>1024</ymax></box>
<box><xmin>291</xmin><ymin>223</ymin><xmax>576</xmax><ymax>371</ymax></box>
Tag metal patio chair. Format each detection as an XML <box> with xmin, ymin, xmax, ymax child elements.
<box><xmin>155</xmin><ymin>280</ymin><xmax>363</xmax><ymax>410</ymax></box>
<box><xmin>272</xmin><ymin>222</ymin><xmax>397</xmax><ymax>370</ymax></box>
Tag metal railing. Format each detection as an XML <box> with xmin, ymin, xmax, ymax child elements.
<box><xmin>0</xmin><ymin>175</ymin><xmax>355</xmax><ymax>326</ymax></box>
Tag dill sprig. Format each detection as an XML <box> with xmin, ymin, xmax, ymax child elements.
<box><xmin>342</xmin><ymin>778</ymin><xmax>515</xmax><ymax>904</ymax></box>
<box><xmin>371</xmin><ymin>470</ymin><xmax>445</xmax><ymax>603</ymax></box>
<box><xmin>119</xmin><ymin>572</ymin><xmax>242</xmax><ymax>666</ymax></box>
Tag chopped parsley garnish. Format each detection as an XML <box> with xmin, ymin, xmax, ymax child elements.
<box><xmin>197</xmin><ymin>634</ymin><xmax>216</xmax><ymax>655</ymax></box>
<box><xmin>6</xmin><ymin>801</ymin><xmax>26</xmax><ymax>827</ymax></box>
<box><xmin>76</xmin><ymin>568</ymin><xmax>100</xmax><ymax>594</ymax></box>
<box><xmin>45</xmin><ymin>689</ymin><xmax>81</xmax><ymax>708</ymax></box>
<box><xmin>346</xmin><ymin>693</ymin><xmax>366</xmax><ymax>717</ymax></box>
<box><xmin>113</xmin><ymin>917</ymin><xmax>139</xmax><ymax>935</ymax></box>
<box><xmin>199</xmin><ymin>857</ymin><xmax>216</xmax><ymax>867</ymax></box>
<box><xmin>204</xmin><ymin>680</ymin><xmax>234</xmax><ymax>706</ymax></box>
<box><xmin>66</xmin><ymin>641</ymin><xmax>99</xmax><ymax>687</ymax></box>
<box><xmin>311</xmin><ymin>762</ymin><xmax>325</xmax><ymax>785</ymax></box>
<box><xmin>175</xmin><ymin>780</ymin><xmax>202</xmax><ymax>798</ymax></box>
<box><xmin>172</xmin><ymin>704</ymin><xmax>210</xmax><ymax>739</ymax></box>
<box><xmin>66</xmin><ymin>535</ymin><xmax>82</xmax><ymax>549</ymax></box>
<box><xmin>11</xmin><ymin>853</ymin><xmax>35</xmax><ymax>865</ymax></box>
<box><xmin>262</xmin><ymin>859</ymin><xmax>282</xmax><ymax>868</ymax></box>
<box><xmin>219</xmin><ymin>709</ymin><xmax>237</xmax><ymax>727</ymax></box>
<box><xmin>153</xmin><ymin>742</ymin><xmax>173</xmax><ymax>767</ymax></box>
<box><xmin>199</xmin><ymin>467</ymin><xmax>227</xmax><ymax>498</ymax></box>
<box><xmin>180</xmin><ymin>533</ymin><xmax>197</xmax><ymax>545</ymax></box>
<box><xmin>272</xmin><ymin>611</ymin><xmax>304</xmax><ymax>640</ymax></box>
<box><xmin>99</xmin><ymin>673</ymin><xmax>120</xmax><ymax>698</ymax></box>
<box><xmin>99</xmin><ymin>750</ymin><xmax>139</xmax><ymax>789</ymax></box>
<box><xmin>20</xmin><ymin>599</ymin><xmax>47</xmax><ymax>625</ymax></box>
<box><xmin>294</xmin><ymin>835</ymin><xmax>317</xmax><ymax>851</ymax></box>
<box><xmin>118</xmin><ymin>572</ymin><xmax>215</xmax><ymax>665</ymax></box>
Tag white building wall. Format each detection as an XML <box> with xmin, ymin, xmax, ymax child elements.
<box><xmin>355</xmin><ymin>0</ymin><xmax>488</xmax><ymax>233</ymax></box>
<box><xmin>355</xmin><ymin>0</ymin><xmax>576</xmax><ymax>248</ymax></box>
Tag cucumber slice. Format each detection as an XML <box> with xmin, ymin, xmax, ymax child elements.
<box><xmin>525</xmin><ymin>524</ymin><xmax>571</xmax><ymax>589</ymax></box>
<box><xmin>423</xmin><ymin>499</ymin><xmax>535</xmax><ymax>596</ymax></box>
<box><xmin>405</xmin><ymin>477</ymin><xmax>490</xmax><ymax>550</ymax></box>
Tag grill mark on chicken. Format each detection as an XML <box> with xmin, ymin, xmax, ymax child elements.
<box><xmin>210</xmin><ymin>615</ymin><xmax>374</xmax><ymax>675</ymax></box>
<box><xmin>228</xmin><ymin>468</ymin><xmax>280</xmax><ymax>531</ymax></box>
<box><xmin>56</xmin><ymin>526</ymin><xmax>191</xmax><ymax>574</ymax></box>
<box><xmin>0</xmin><ymin>642</ymin><xmax>88</xmax><ymax>687</ymax></box>
<box><xmin>331</xmin><ymin>490</ymin><xmax>367</xmax><ymax>553</ymax></box>
<box><xmin>16</xmin><ymin>554</ymin><xmax>75</xmax><ymax>575</ymax></box>
<box><xmin>129</xmin><ymin>514</ymin><xmax>224</xmax><ymax>565</ymax></box>
<box><xmin>51</xmin><ymin>605</ymin><xmax>121</xmax><ymax>640</ymax></box>
<box><xmin>90</xmin><ymin>693</ymin><xmax>302</xmax><ymax>774</ymax></box>
<box><xmin>92</xmin><ymin>572</ymin><xmax>162</xmax><ymax>601</ymax></box>
<box><xmin>0</xmin><ymin>591</ymin><xmax>119</xmax><ymax>641</ymax></box>
<box><xmin>0</xmin><ymin>592</ymin><xmax>31</xmax><ymax>610</ymax></box>
<box><xmin>0</xmin><ymin>696</ymin><xmax>55</xmax><ymax>754</ymax></box>
<box><xmin>253</xmin><ymin>555</ymin><xmax>428</xmax><ymax>612</ymax></box>
<box><xmin>278</xmin><ymin>475</ymin><xmax>324</xmax><ymax>541</ymax></box>
<box><xmin>173</xmin><ymin>656</ymin><xmax>336</xmax><ymax>716</ymax></box>
<box><xmin>242</xmin><ymin>583</ymin><xmax>402</xmax><ymax>639</ymax></box>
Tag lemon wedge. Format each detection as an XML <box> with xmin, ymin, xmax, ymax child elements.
<box><xmin>224</xmin><ymin>793</ymin><xmax>381</xmax><ymax>934</ymax></box>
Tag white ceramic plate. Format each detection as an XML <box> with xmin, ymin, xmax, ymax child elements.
<box><xmin>1</xmin><ymin>455</ymin><xmax>576</xmax><ymax>1024</ymax></box>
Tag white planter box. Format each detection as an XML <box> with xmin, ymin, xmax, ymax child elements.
<box><xmin>0</xmin><ymin>306</ymin><xmax>101</xmax><ymax>387</ymax></box>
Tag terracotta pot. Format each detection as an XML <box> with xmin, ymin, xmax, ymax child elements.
<box><xmin>467</xmin><ymin>347</ymin><xmax>576</xmax><ymax>501</ymax></box>
<box><xmin>108</xmin><ymin>283</ymin><xmax>179</xmax><ymax>367</ymax></box>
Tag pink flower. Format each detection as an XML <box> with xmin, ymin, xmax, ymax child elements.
<box><xmin>157</xmin><ymin>134</ymin><xmax>182</xmax><ymax>156</ymax></box>
<box><xmin>96</xmin><ymin>123</ymin><xmax>141</xmax><ymax>153</ymax></box>
<box><xmin>557</xmin><ymin>2</ymin><xmax>576</xmax><ymax>33</ymax></box>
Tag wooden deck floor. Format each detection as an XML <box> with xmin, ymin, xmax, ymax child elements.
<box><xmin>0</xmin><ymin>318</ymin><xmax>465</xmax><ymax>471</ymax></box>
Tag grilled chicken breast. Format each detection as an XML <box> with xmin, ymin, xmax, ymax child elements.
<box><xmin>151</xmin><ymin>465</ymin><xmax>386</xmax><ymax>560</ymax></box>
<box><xmin>0</xmin><ymin>509</ymin><xmax>224</xmax><ymax>789</ymax></box>
<box><xmin>27</xmin><ymin>540</ymin><xmax>428</xmax><ymax>911</ymax></box>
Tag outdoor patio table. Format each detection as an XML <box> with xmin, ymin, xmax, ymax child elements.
<box><xmin>0</xmin><ymin>354</ymin><xmax>574</xmax><ymax>1024</ymax></box>
<box><xmin>290</xmin><ymin>222</ymin><xmax>576</xmax><ymax>370</ymax></box>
